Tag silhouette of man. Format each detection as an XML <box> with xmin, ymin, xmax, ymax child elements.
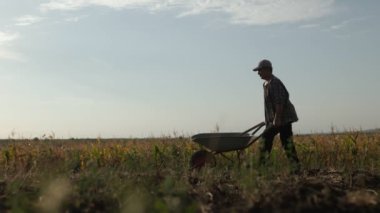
<box><xmin>253</xmin><ymin>59</ymin><xmax>301</xmax><ymax>174</ymax></box>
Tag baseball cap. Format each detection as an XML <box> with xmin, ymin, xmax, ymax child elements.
<box><xmin>253</xmin><ymin>59</ymin><xmax>272</xmax><ymax>71</ymax></box>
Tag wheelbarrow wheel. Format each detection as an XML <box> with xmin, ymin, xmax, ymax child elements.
<box><xmin>190</xmin><ymin>150</ymin><xmax>216</xmax><ymax>169</ymax></box>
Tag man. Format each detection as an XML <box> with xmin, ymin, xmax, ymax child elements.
<box><xmin>253</xmin><ymin>59</ymin><xmax>301</xmax><ymax>174</ymax></box>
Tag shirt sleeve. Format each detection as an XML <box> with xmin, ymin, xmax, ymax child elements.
<box><xmin>270</xmin><ymin>79</ymin><xmax>289</xmax><ymax>105</ymax></box>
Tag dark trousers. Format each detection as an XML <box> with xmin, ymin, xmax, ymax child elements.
<box><xmin>259</xmin><ymin>123</ymin><xmax>300</xmax><ymax>171</ymax></box>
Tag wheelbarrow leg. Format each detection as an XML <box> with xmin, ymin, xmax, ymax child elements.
<box><xmin>219</xmin><ymin>152</ymin><xmax>233</xmax><ymax>162</ymax></box>
<box><xmin>237</xmin><ymin>150</ymin><xmax>244</xmax><ymax>168</ymax></box>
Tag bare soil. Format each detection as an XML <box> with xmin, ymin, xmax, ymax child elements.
<box><xmin>190</xmin><ymin>169</ymin><xmax>380</xmax><ymax>213</ymax></box>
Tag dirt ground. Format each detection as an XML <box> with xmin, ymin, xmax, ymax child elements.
<box><xmin>190</xmin><ymin>169</ymin><xmax>380</xmax><ymax>213</ymax></box>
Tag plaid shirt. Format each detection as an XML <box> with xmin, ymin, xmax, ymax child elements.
<box><xmin>263</xmin><ymin>75</ymin><xmax>298</xmax><ymax>125</ymax></box>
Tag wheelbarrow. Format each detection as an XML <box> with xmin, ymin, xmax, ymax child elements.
<box><xmin>189</xmin><ymin>122</ymin><xmax>266</xmax><ymax>169</ymax></box>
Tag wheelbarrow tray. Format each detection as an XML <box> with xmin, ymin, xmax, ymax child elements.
<box><xmin>191</xmin><ymin>133</ymin><xmax>253</xmax><ymax>153</ymax></box>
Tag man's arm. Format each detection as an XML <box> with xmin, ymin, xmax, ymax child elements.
<box><xmin>274</xmin><ymin>104</ymin><xmax>284</xmax><ymax>127</ymax></box>
<box><xmin>271</xmin><ymin>78</ymin><xmax>288</xmax><ymax>127</ymax></box>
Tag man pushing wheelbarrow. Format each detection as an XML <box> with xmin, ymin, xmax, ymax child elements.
<box><xmin>190</xmin><ymin>59</ymin><xmax>301</xmax><ymax>174</ymax></box>
<box><xmin>253</xmin><ymin>59</ymin><xmax>301</xmax><ymax>174</ymax></box>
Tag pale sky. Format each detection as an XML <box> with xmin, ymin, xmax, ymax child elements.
<box><xmin>1</xmin><ymin>0</ymin><xmax>379</xmax><ymax>138</ymax></box>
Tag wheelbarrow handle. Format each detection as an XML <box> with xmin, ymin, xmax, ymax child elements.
<box><xmin>240</xmin><ymin>122</ymin><xmax>266</xmax><ymax>136</ymax></box>
<box><xmin>242</xmin><ymin>123</ymin><xmax>268</xmax><ymax>148</ymax></box>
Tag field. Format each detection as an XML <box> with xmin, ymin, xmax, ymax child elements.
<box><xmin>0</xmin><ymin>131</ymin><xmax>379</xmax><ymax>212</ymax></box>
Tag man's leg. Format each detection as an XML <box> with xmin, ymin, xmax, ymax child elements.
<box><xmin>258</xmin><ymin>126</ymin><xmax>278</xmax><ymax>166</ymax></box>
<box><xmin>279</xmin><ymin>123</ymin><xmax>301</xmax><ymax>173</ymax></box>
